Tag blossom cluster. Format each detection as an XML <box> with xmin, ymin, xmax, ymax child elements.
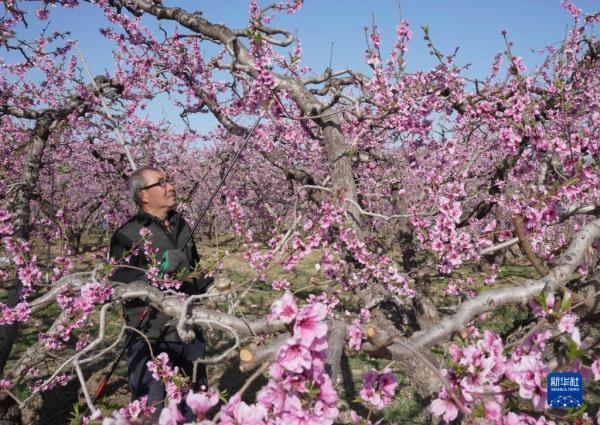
<box><xmin>147</xmin><ymin>352</ymin><xmax>188</xmax><ymax>404</ymax></box>
<box><xmin>253</xmin><ymin>294</ymin><xmax>339</xmax><ymax>424</ymax></box>
<box><xmin>39</xmin><ymin>281</ymin><xmax>114</xmax><ymax>349</ymax></box>
<box><xmin>347</xmin><ymin>308</ymin><xmax>370</xmax><ymax>351</ymax></box>
<box><xmin>431</xmin><ymin>323</ymin><xmax>599</xmax><ymax>423</ymax></box>
<box><xmin>358</xmin><ymin>368</ymin><xmax>398</xmax><ymax>410</ymax></box>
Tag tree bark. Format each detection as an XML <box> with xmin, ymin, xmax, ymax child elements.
<box><xmin>320</xmin><ymin>116</ymin><xmax>362</xmax><ymax>235</ymax></box>
<box><xmin>391</xmin><ymin>183</ymin><xmax>417</xmax><ymax>272</ymax></box>
<box><xmin>0</xmin><ymin>77</ymin><xmax>123</xmax><ymax>376</ymax></box>
<box><xmin>0</xmin><ymin>116</ymin><xmax>54</xmax><ymax>375</ymax></box>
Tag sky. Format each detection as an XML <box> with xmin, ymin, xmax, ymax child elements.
<box><xmin>9</xmin><ymin>0</ymin><xmax>600</xmax><ymax>133</ymax></box>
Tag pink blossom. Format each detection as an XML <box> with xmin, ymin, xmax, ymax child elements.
<box><xmin>257</xmin><ymin>296</ymin><xmax>337</xmax><ymax>423</ymax></box>
<box><xmin>483</xmin><ymin>219</ymin><xmax>497</xmax><ymax>233</ymax></box>
<box><xmin>271</xmin><ymin>279</ymin><xmax>290</xmax><ymax>291</ymax></box>
<box><xmin>350</xmin><ymin>410</ymin><xmax>372</xmax><ymax>424</ymax></box>
<box><xmin>81</xmin><ymin>282</ymin><xmax>114</xmax><ymax>304</ymax></box>
<box><xmin>116</xmin><ymin>395</ymin><xmax>155</xmax><ymax>421</ymax></box>
<box><xmin>36</xmin><ymin>7</ymin><xmax>49</xmax><ymax>20</ymax></box>
<box><xmin>139</xmin><ymin>227</ymin><xmax>152</xmax><ymax>238</ymax></box>
<box><xmin>561</xmin><ymin>0</ymin><xmax>581</xmax><ymax>17</ymax></box>
<box><xmin>511</xmin><ymin>56</ymin><xmax>527</xmax><ymax>73</ymax></box>
<box><xmin>158</xmin><ymin>400</ymin><xmax>184</xmax><ymax>425</ymax></box>
<box><xmin>268</xmin><ymin>292</ymin><xmax>298</xmax><ymax>324</ymax></box>
<box><xmin>0</xmin><ymin>210</ymin><xmax>11</xmax><ymax>222</ymax></box>
<box><xmin>126</xmin><ymin>401</ymin><xmax>141</xmax><ymax>418</ymax></box>
<box><xmin>484</xmin><ymin>270</ymin><xmax>497</xmax><ymax>285</ymax></box>
<box><xmin>430</xmin><ymin>396</ymin><xmax>459</xmax><ymax>423</ymax></box>
<box><xmin>147</xmin><ymin>352</ymin><xmax>178</xmax><ymax>382</ymax></box>
<box><xmin>370</xmin><ymin>30</ymin><xmax>382</xmax><ymax>48</ymax></box>
<box><xmin>232</xmin><ymin>401</ymin><xmax>267</xmax><ymax>425</ymax></box>
<box><xmin>501</xmin><ymin>412</ymin><xmax>521</xmax><ymax>425</ymax></box>
<box><xmin>347</xmin><ymin>320</ymin><xmax>363</xmax><ymax>350</ymax></box>
<box><xmin>484</xmin><ymin>400</ymin><xmax>502</xmax><ymax>421</ymax></box>
<box><xmin>13</xmin><ymin>302</ymin><xmax>30</xmax><ymax>322</ymax></box>
<box><xmin>186</xmin><ymin>389</ymin><xmax>219</xmax><ymax>420</ymax></box>
<box><xmin>165</xmin><ymin>381</ymin><xmax>183</xmax><ymax>403</ymax></box>
<box><xmin>256</xmin><ymin>381</ymin><xmax>285</xmax><ymax>413</ymax></box>
<box><xmin>557</xmin><ymin>312</ymin><xmax>577</xmax><ymax>333</ymax></box>
<box><xmin>530</xmin><ymin>293</ymin><xmax>555</xmax><ymax>318</ymax></box>
<box><xmin>378</xmin><ymin>369</ymin><xmax>398</xmax><ymax>400</ymax></box>
<box><xmin>306</xmin><ymin>292</ymin><xmax>340</xmax><ymax>316</ymax></box>
<box><xmin>396</xmin><ymin>20</ymin><xmax>412</xmax><ymax>39</ymax></box>
<box><xmin>499</xmin><ymin>127</ymin><xmax>522</xmax><ymax>154</ymax></box>
<box><xmin>507</xmin><ymin>353</ymin><xmax>548</xmax><ymax>410</ymax></box>
<box><xmin>0</xmin><ymin>222</ymin><xmax>13</xmax><ymax>235</ymax></box>
<box><xmin>293</xmin><ymin>302</ymin><xmax>327</xmax><ymax>348</ymax></box>
<box><xmin>276</xmin><ymin>339</ymin><xmax>313</xmax><ymax>373</ymax></box>
<box><xmin>359</xmin><ymin>308</ymin><xmax>370</xmax><ymax>322</ymax></box>
<box><xmin>557</xmin><ymin>312</ymin><xmax>581</xmax><ymax>346</ymax></box>
<box><xmin>359</xmin><ymin>368</ymin><xmax>397</xmax><ymax>410</ymax></box>
<box><xmin>591</xmin><ymin>356</ymin><xmax>600</xmax><ymax>380</ymax></box>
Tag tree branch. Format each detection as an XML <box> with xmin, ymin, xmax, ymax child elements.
<box><xmin>512</xmin><ymin>214</ymin><xmax>548</xmax><ymax>276</ymax></box>
<box><xmin>409</xmin><ymin>218</ymin><xmax>600</xmax><ymax>349</ymax></box>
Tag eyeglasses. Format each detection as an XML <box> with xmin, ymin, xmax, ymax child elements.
<box><xmin>139</xmin><ymin>178</ymin><xmax>171</xmax><ymax>191</ymax></box>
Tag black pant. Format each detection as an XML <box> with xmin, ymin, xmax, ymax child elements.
<box><xmin>126</xmin><ymin>333</ymin><xmax>207</xmax><ymax>418</ymax></box>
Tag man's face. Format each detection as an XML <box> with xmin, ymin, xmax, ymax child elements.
<box><xmin>137</xmin><ymin>170</ymin><xmax>176</xmax><ymax>211</ymax></box>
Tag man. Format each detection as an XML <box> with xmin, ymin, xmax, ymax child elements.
<box><xmin>109</xmin><ymin>166</ymin><xmax>211</xmax><ymax>417</ymax></box>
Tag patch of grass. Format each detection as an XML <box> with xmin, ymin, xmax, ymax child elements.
<box><xmin>497</xmin><ymin>263</ymin><xmax>539</xmax><ymax>280</ymax></box>
<box><xmin>584</xmin><ymin>380</ymin><xmax>600</xmax><ymax>416</ymax></box>
<box><xmin>478</xmin><ymin>304</ymin><xmax>530</xmax><ymax>336</ymax></box>
<box><xmin>7</xmin><ymin>302</ymin><xmax>63</xmax><ymax>368</ymax></box>
<box><xmin>383</xmin><ymin>375</ymin><xmax>429</xmax><ymax>424</ymax></box>
<box><xmin>338</xmin><ymin>354</ymin><xmax>432</xmax><ymax>424</ymax></box>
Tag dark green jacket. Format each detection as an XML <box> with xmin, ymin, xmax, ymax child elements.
<box><xmin>109</xmin><ymin>210</ymin><xmax>211</xmax><ymax>341</ymax></box>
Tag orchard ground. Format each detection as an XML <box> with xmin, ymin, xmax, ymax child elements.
<box><xmin>2</xmin><ymin>232</ymin><xmax>599</xmax><ymax>424</ymax></box>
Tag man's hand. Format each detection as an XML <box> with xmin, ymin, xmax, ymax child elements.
<box><xmin>160</xmin><ymin>249</ymin><xmax>187</xmax><ymax>274</ymax></box>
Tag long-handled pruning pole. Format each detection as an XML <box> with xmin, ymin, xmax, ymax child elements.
<box><xmin>91</xmin><ymin>112</ymin><xmax>265</xmax><ymax>405</ymax></box>
<box><xmin>92</xmin><ymin>308</ymin><xmax>149</xmax><ymax>404</ymax></box>
<box><xmin>181</xmin><ymin>112</ymin><xmax>266</xmax><ymax>249</ymax></box>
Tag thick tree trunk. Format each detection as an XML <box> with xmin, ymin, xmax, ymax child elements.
<box><xmin>0</xmin><ymin>128</ymin><xmax>51</xmax><ymax>425</ymax></box>
<box><xmin>0</xmin><ymin>77</ymin><xmax>122</xmax><ymax>376</ymax></box>
<box><xmin>0</xmin><ymin>124</ymin><xmax>51</xmax><ymax>375</ymax></box>
<box><xmin>391</xmin><ymin>183</ymin><xmax>417</xmax><ymax>272</ymax></box>
<box><xmin>369</xmin><ymin>309</ymin><xmax>442</xmax><ymax>398</ymax></box>
<box><xmin>66</xmin><ymin>230</ymin><xmax>82</xmax><ymax>254</ymax></box>
<box><xmin>320</xmin><ymin>117</ymin><xmax>362</xmax><ymax>236</ymax></box>
<box><xmin>391</xmin><ymin>184</ymin><xmax>439</xmax><ymax>328</ymax></box>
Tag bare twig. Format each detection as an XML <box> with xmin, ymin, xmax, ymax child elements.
<box><xmin>512</xmin><ymin>214</ymin><xmax>549</xmax><ymax>276</ymax></box>
<box><xmin>480</xmin><ymin>237</ymin><xmax>519</xmax><ymax>256</ymax></box>
<box><xmin>75</xmin><ymin>42</ymin><xmax>137</xmax><ymax>171</ymax></box>
<box><xmin>237</xmin><ymin>361</ymin><xmax>270</xmax><ymax>399</ymax></box>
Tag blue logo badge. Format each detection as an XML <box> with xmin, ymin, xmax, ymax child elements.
<box><xmin>547</xmin><ymin>372</ymin><xmax>583</xmax><ymax>409</ymax></box>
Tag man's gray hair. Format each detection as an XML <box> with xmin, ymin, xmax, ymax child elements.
<box><xmin>127</xmin><ymin>166</ymin><xmax>161</xmax><ymax>207</ymax></box>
